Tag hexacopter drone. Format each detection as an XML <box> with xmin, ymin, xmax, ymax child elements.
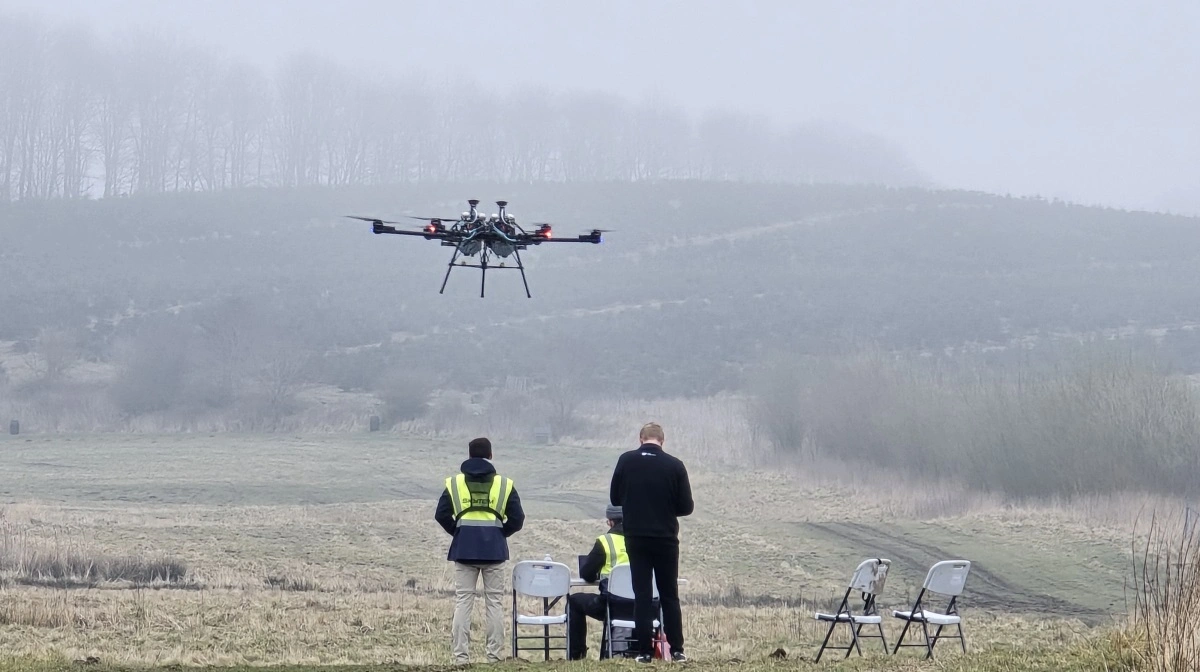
<box><xmin>347</xmin><ymin>200</ymin><xmax>605</xmax><ymax>297</ymax></box>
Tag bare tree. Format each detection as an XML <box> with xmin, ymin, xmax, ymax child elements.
<box><xmin>324</xmin><ymin>78</ymin><xmax>370</xmax><ymax>186</ymax></box>
<box><xmin>109</xmin><ymin>320</ymin><xmax>189</xmax><ymax>415</ymax></box>
<box><xmin>93</xmin><ymin>44</ymin><xmax>134</xmax><ymax>197</ymax></box>
<box><xmin>500</xmin><ymin>86</ymin><xmax>559</xmax><ymax>182</ymax></box>
<box><xmin>47</xmin><ymin>23</ymin><xmax>99</xmax><ymax>198</ymax></box>
<box><xmin>631</xmin><ymin>95</ymin><xmax>693</xmax><ymax>180</ymax></box>
<box><xmin>220</xmin><ymin>62</ymin><xmax>270</xmax><ymax>188</ymax></box>
<box><xmin>0</xmin><ymin>17</ymin><xmax>17</xmax><ymax>199</ymax></box>
<box><xmin>0</xmin><ymin>12</ymin><xmax>929</xmax><ymax>200</ymax></box>
<box><xmin>127</xmin><ymin>32</ymin><xmax>186</xmax><ymax>194</ymax></box>
<box><xmin>540</xmin><ymin>376</ymin><xmax>587</xmax><ymax>440</ymax></box>
<box><xmin>252</xmin><ymin>346</ymin><xmax>310</xmax><ymax>422</ymax></box>
<box><xmin>1</xmin><ymin>17</ymin><xmax>50</xmax><ymax>199</ymax></box>
<box><xmin>697</xmin><ymin>110</ymin><xmax>773</xmax><ymax>181</ymax></box>
<box><xmin>272</xmin><ymin>52</ymin><xmax>342</xmax><ymax>186</ymax></box>
<box><xmin>193</xmin><ymin>297</ymin><xmax>262</xmax><ymax>403</ymax></box>
<box><xmin>373</xmin><ymin>367</ymin><xmax>435</xmax><ymax>426</ymax></box>
<box><xmin>559</xmin><ymin>91</ymin><xmax>631</xmax><ymax>182</ymax></box>
<box><xmin>25</xmin><ymin>327</ymin><xmax>78</xmax><ymax>383</ymax></box>
<box><xmin>174</xmin><ymin>46</ymin><xmax>223</xmax><ymax>192</ymax></box>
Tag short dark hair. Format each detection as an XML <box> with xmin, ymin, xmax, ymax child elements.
<box><xmin>639</xmin><ymin>422</ymin><xmax>665</xmax><ymax>443</ymax></box>
<box><xmin>469</xmin><ymin>437</ymin><xmax>492</xmax><ymax>459</ymax></box>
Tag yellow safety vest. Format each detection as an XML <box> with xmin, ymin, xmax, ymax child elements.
<box><xmin>599</xmin><ymin>532</ymin><xmax>628</xmax><ymax>577</ymax></box>
<box><xmin>445</xmin><ymin>473</ymin><xmax>514</xmax><ymax>528</ymax></box>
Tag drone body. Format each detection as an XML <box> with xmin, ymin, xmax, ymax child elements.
<box><xmin>347</xmin><ymin>200</ymin><xmax>606</xmax><ymax>297</ymax></box>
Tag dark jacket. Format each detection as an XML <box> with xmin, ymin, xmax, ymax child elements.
<box><xmin>580</xmin><ymin>522</ymin><xmax>624</xmax><ymax>590</ymax></box>
<box><xmin>435</xmin><ymin>457</ymin><xmax>525</xmax><ymax>564</ymax></box>
<box><xmin>609</xmin><ymin>443</ymin><xmax>694</xmax><ymax>540</ymax></box>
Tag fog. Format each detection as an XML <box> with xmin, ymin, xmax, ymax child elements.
<box><xmin>7</xmin><ymin>7</ymin><xmax>1200</xmax><ymax>668</ymax></box>
<box><xmin>4</xmin><ymin>0</ymin><xmax>1200</xmax><ymax>502</ymax></box>
<box><xmin>4</xmin><ymin>0</ymin><xmax>1198</xmax><ymax>213</ymax></box>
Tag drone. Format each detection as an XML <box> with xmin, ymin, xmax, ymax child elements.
<box><xmin>347</xmin><ymin>200</ymin><xmax>605</xmax><ymax>298</ymax></box>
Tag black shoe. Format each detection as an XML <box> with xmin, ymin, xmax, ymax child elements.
<box><xmin>634</xmin><ymin>654</ymin><xmax>653</xmax><ymax>664</ymax></box>
<box><xmin>671</xmin><ymin>652</ymin><xmax>688</xmax><ymax>663</ymax></box>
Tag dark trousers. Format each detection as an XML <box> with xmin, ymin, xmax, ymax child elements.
<box><xmin>567</xmin><ymin>593</ymin><xmax>636</xmax><ymax>660</ymax></box>
<box><xmin>626</xmin><ymin>535</ymin><xmax>683</xmax><ymax>656</ymax></box>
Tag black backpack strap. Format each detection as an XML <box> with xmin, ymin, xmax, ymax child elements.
<box><xmin>452</xmin><ymin>475</ymin><xmax>504</xmax><ymax>521</ymax></box>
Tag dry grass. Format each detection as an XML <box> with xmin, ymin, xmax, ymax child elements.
<box><xmin>0</xmin><ymin>431</ymin><xmax>1175</xmax><ymax>667</ymax></box>
<box><xmin>1</xmin><ymin>523</ymin><xmax>189</xmax><ymax>588</ymax></box>
<box><xmin>0</xmin><ymin>580</ymin><xmax>1112</xmax><ymax>667</ymax></box>
<box><xmin>1128</xmin><ymin>510</ymin><xmax>1200</xmax><ymax>671</ymax></box>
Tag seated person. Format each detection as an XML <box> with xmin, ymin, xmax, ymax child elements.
<box><xmin>568</xmin><ymin>505</ymin><xmax>655</xmax><ymax>660</ymax></box>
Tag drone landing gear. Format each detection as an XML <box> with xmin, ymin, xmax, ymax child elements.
<box><xmin>439</xmin><ymin>247</ymin><xmax>461</xmax><ymax>295</ymax></box>
<box><xmin>513</xmin><ymin>248</ymin><xmax>532</xmax><ymax>298</ymax></box>
<box><xmin>439</xmin><ymin>246</ymin><xmax>533</xmax><ymax>298</ymax></box>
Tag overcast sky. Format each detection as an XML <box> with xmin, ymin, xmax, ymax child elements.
<box><xmin>5</xmin><ymin>0</ymin><xmax>1198</xmax><ymax>214</ymax></box>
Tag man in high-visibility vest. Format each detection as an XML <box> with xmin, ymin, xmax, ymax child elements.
<box><xmin>435</xmin><ymin>437</ymin><xmax>525</xmax><ymax>665</ymax></box>
<box><xmin>567</xmin><ymin>505</ymin><xmax>650</xmax><ymax>660</ymax></box>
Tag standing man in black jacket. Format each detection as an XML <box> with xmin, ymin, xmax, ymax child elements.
<box><xmin>435</xmin><ymin>437</ymin><xmax>525</xmax><ymax>665</ymax></box>
<box><xmin>609</xmin><ymin>422</ymin><xmax>694</xmax><ymax>663</ymax></box>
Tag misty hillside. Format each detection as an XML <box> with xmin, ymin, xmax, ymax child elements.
<box><xmin>4</xmin><ymin>181</ymin><xmax>1200</xmax><ymax>397</ymax></box>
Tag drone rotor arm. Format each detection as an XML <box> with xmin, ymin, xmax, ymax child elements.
<box><xmin>371</xmin><ymin>226</ymin><xmax>456</xmax><ymax>240</ymax></box>
<box><xmin>523</xmin><ymin>229</ymin><xmax>606</xmax><ymax>244</ymax></box>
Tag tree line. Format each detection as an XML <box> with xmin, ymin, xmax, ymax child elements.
<box><xmin>0</xmin><ymin>13</ymin><xmax>927</xmax><ymax>202</ymax></box>
<box><xmin>748</xmin><ymin>343</ymin><xmax>1200</xmax><ymax>499</ymax></box>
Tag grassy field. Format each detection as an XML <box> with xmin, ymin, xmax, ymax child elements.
<box><xmin>0</xmin><ymin>432</ymin><xmax>1153</xmax><ymax>669</ymax></box>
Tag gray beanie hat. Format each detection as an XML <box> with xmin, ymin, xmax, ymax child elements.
<box><xmin>605</xmin><ymin>505</ymin><xmax>623</xmax><ymax>520</ymax></box>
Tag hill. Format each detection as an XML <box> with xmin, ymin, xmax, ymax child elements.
<box><xmin>3</xmin><ymin>182</ymin><xmax>1200</xmax><ymax>400</ymax></box>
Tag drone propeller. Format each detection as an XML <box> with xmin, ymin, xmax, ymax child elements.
<box><xmin>405</xmin><ymin>215</ymin><xmax>458</xmax><ymax>223</ymax></box>
<box><xmin>345</xmin><ymin>215</ymin><xmax>402</xmax><ymax>224</ymax></box>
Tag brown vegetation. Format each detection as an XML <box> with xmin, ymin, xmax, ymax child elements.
<box><xmin>1128</xmin><ymin>510</ymin><xmax>1200</xmax><ymax>671</ymax></box>
<box><xmin>1</xmin><ymin>524</ymin><xmax>190</xmax><ymax>588</ymax></box>
<box><xmin>0</xmin><ymin>431</ymin><xmax>1163</xmax><ymax>665</ymax></box>
<box><xmin>748</xmin><ymin>345</ymin><xmax>1200</xmax><ymax>499</ymax></box>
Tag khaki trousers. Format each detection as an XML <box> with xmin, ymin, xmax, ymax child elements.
<box><xmin>452</xmin><ymin>562</ymin><xmax>506</xmax><ymax>663</ymax></box>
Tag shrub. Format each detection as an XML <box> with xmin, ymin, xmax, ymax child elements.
<box><xmin>1128</xmin><ymin>510</ymin><xmax>1200</xmax><ymax>671</ymax></box>
<box><xmin>0</xmin><ymin>528</ymin><xmax>190</xmax><ymax>587</ymax></box>
<box><xmin>748</xmin><ymin>343</ymin><xmax>1200</xmax><ymax>499</ymax></box>
<box><xmin>373</xmin><ymin>368</ymin><xmax>435</xmax><ymax>426</ymax></box>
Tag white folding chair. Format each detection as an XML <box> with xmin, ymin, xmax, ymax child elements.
<box><xmin>605</xmin><ymin>563</ymin><xmax>662</xmax><ymax>659</ymax></box>
<box><xmin>813</xmin><ymin>558</ymin><xmax>891</xmax><ymax>661</ymax></box>
<box><xmin>511</xmin><ymin>560</ymin><xmax>572</xmax><ymax>660</ymax></box>
<box><xmin>891</xmin><ymin>559</ymin><xmax>971</xmax><ymax>659</ymax></box>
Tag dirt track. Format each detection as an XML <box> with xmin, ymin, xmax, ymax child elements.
<box><xmin>804</xmin><ymin>521</ymin><xmax>1113</xmax><ymax>624</ymax></box>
